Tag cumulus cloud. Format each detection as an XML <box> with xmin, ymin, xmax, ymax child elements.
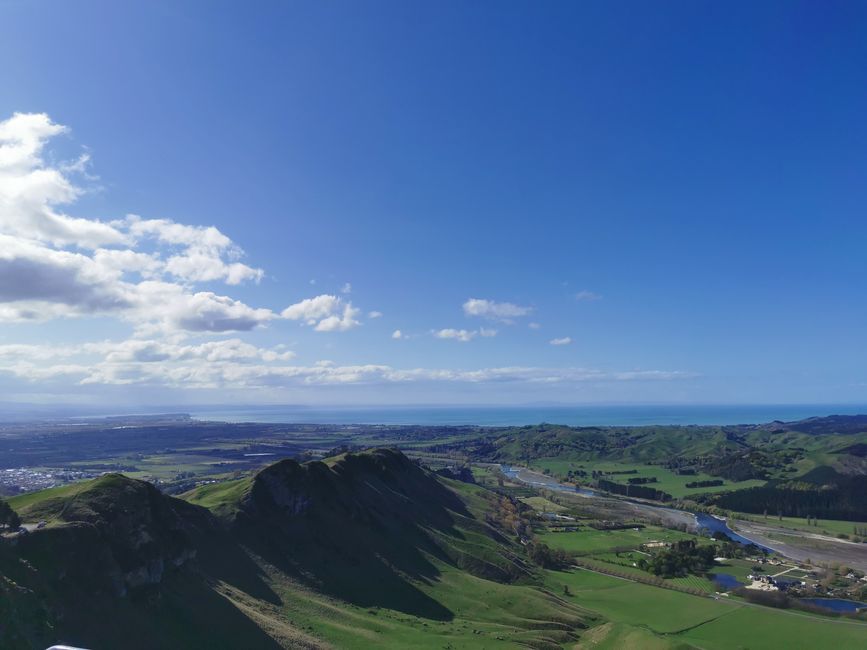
<box><xmin>434</xmin><ymin>328</ymin><xmax>477</xmax><ymax>342</ymax></box>
<box><xmin>391</xmin><ymin>329</ymin><xmax>403</xmax><ymax>339</ymax></box>
<box><xmin>463</xmin><ymin>298</ymin><xmax>532</xmax><ymax>321</ymax></box>
<box><xmin>0</xmin><ymin>112</ymin><xmax>278</xmax><ymax>333</ymax></box>
<box><xmin>0</xmin><ymin>112</ymin><xmax>126</xmax><ymax>248</ymax></box>
<box><xmin>549</xmin><ymin>337</ymin><xmax>572</xmax><ymax>346</ymax></box>
<box><xmin>368</xmin><ymin>310</ymin><xmax>382</xmax><ymax>319</ymax></box>
<box><xmin>281</xmin><ymin>294</ymin><xmax>361</xmax><ymax>332</ymax></box>
<box><xmin>575</xmin><ymin>290</ymin><xmax>602</xmax><ymax>301</ymax></box>
<box><xmin>0</xmin><ymin>113</ymin><xmax>378</xmax><ymax>336</ymax></box>
<box><xmin>314</xmin><ymin>304</ymin><xmax>361</xmax><ymax>332</ymax></box>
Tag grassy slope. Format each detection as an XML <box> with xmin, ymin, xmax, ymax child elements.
<box><xmin>5</xmin><ymin>453</ymin><xmax>597</xmax><ymax>649</ymax></box>
<box><xmin>183</xmin><ymin>452</ymin><xmax>596</xmax><ymax>648</ymax></box>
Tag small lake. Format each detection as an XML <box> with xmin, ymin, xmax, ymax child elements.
<box><xmin>711</xmin><ymin>572</ymin><xmax>744</xmax><ymax>589</ymax></box>
<box><xmin>800</xmin><ymin>598</ymin><xmax>866</xmax><ymax>613</ymax></box>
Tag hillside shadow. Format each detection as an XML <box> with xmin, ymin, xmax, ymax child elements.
<box><xmin>231</xmin><ymin>452</ymin><xmax>490</xmax><ymax>620</ymax></box>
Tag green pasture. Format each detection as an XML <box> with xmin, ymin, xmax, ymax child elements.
<box><xmin>549</xmin><ymin>567</ymin><xmax>867</xmax><ymax>649</ymax></box>
<box><xmin>538</xmin><ymin>525</ymin><xmax>695</xmax><ymax>554</ymax></box>
<box><xmin>530</xmin><ymin>458</ymin><xmax>766</xmax><ymax>498</ymax></box>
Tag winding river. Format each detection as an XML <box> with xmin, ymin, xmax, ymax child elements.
<box><xmin>499</xmin><ymin>464</ymin><xmax>773</xmax><ymax>552</ymax></box>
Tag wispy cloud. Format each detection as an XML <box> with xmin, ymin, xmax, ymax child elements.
<box><xmin>433</xmin><ymin>328</ymin><xmax>477</xmax><ymax>342</ymax></box>
<box><xmin>0</xmin><ymin>340</ymin><xmax>697</xmax><ymax>388</ymax></box>
<box><xmin>549</xmin><ymin>337</ymin><xmax>572</xmax><ymax>346</ymax></box>
<box><xmin>575</xmin><ymin>290</ymin><xmax>602</xmax><ymax>302</ymax></box>
<box><xmin>463</xmin><ymin>298</ymin><xmax>532</xmax><ymax>322</ymax></box>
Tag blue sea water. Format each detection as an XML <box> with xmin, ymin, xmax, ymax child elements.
<box><xmin>189</xmin><ymin>404</ymin><xmax>867</xmax><ymax>426</ymax></box>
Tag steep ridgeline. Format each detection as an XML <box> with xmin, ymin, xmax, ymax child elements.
<box><xmin>1</xmin><ymin>449</ymin><xmax>590</xmax><ymax>649</ymax></box>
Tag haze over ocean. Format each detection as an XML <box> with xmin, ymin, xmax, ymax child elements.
<box><xmin>188</xmin><ymin>404</ymin><xmax>867</xmax><ymax>427</ymax></box>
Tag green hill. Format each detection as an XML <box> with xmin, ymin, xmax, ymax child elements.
<box><xmin>1</xmin><ymin>449</ymin><xmax>592</xmax><ymax>649</ymax></box>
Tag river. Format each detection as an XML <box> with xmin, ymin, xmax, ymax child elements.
<box><xmin>499</xmin><ymin>464</ymin><xmax>773</xmax><ymax>551</ymax></box>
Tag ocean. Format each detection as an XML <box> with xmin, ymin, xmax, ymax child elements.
<box><xmin>188</xmin><ymin>404</ymin><xmax>867</xmax><ymax>427</ymax></box>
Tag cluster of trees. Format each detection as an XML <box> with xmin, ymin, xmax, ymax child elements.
<box><xmin>483</xmin><ymin>494</ymin><xmax>533</xmax><ymax>540</ymax></box>
<box><xmin>0</xmin><ymin>498</ymin><xmax>21</xmax><ymax>530</ymax></box>
<box><xmin>637</xmin><ymin>540</ymin><xmax>717</xmax><ymax>578</ymax></box>
<box><xmin>597</xmin><ymin>478</ymin><xmax>673</xmax><ymax>502</ymax></box>
<box><xmin>714</xmin><ymin>475</ymin><xmax>867</xmax><ymax>521</ymax></box>
<box><xmin>685</xmin><ymin>479</ymin><xmax>724</xmax><ymax>488</ymax></box>
<box><xmin>627</xmin><ymin>477</ymin><xmax>658</xmax><ymax>485</ymax></box>
<box><xmin>526</xmin><ymin>541</ymin><xmax>572</xmax><ymax>569</ymax></box>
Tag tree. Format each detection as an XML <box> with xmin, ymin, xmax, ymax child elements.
<box><xmin>0</xmin><ymin>498</ymin><xmax>21</xmax><ymax>529</ymax></box>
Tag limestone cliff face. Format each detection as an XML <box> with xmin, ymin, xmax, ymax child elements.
<box><xmin>16</xmin><ymin>475</ymin><xmax>209</xmax><ymax>596</ymax></box>
<box><xmin>247</xmin><ymin>459</ymin><xmax>317</xmax><ymax>517</ymax></box>
<box><xmin>239</xmin><ymin>449</ymin><xmax>431</xmax><ymax>526</ymax></box>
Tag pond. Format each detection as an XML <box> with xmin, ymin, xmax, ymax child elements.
<box><xmin>711</xmin><ymin>572</ymin><xmax>744</xmax><ymax>590</ymax></box>
<box><xmin>800</xmin><ymin>598</ymin><xmax>866</xmax><ymax>613</ymax></box>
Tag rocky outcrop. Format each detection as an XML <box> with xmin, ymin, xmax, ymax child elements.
<box><xmin>16</xmin><ymin>474</ymin><xmax>209</xmax><ymax>597</ymax></box>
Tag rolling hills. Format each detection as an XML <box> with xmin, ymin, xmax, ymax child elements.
<box><xmin>1</xmin><ymin>449</ymin><xmax>592</xmax><ymax>649</ymax></box>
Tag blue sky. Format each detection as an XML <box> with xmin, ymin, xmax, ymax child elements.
<box><xmin>0</xmin><ymin>0</ymin><xmax>865</xmax><ymax>407</ymax></box>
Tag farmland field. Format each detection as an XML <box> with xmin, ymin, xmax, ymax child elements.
<box><xmin>549</xmin><ymin>568</ymin><xmax>867</xmax><ymax>649</ymax></box>
<box><xmin>530</xmin><ymin>458</ymin><xmax>766</xmax><ymax>498</ymax></box>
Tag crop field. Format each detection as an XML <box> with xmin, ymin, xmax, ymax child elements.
<box><xmin>530</xmin><ymin>458</ymin><xmax>766</xmax><ymax>498</ymax></box>
<box><xmin>518</xmin><ymin>495</ymin><xmax>568</xmax><ymax>512</ymax></box>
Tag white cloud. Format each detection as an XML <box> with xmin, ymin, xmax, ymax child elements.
<box><xmin>434</xmin><ymin>328</ymin><xmax>477</xmax><ymax>342</ymax></box>
<box><xmin>139</xmin><ymin>285</ymin><xmax>274</xmax><ymax>333</ymax></box>
<box><xmin>0</xmin><ymin>112</ymin><xmax>275</xmax><ymax>334</ymax></box>
<box><xmin>281</xmin><ymin>294</ymin><xmax>341</xmax><ymax>323</ymax></box>
<box><xmin>314</xmin><ymin>303</ymin><xmax>361</xmax><ymax>332</ymax></box>
<box><xmin>341</xmin><ymin>282</ymin><xmax>352</xmax><ymax>294</ymax></box>
<box><xmin>391</xmin><ymin>329</ymin><xmax>403</xmax><ymax>339</ymax></box>
<box><xmin>463</xmin><ymin>298</ymin><xmax>532</xmax><ymax>321</ymax></box>
<box><xmin>281</xmin><ymin>294</ymin><xmax>361</xmax><ymax>332</ymax></box>
<box><xmin>528</xmin><ymin>322</ymin><xmax>541</xmax><ymax>329</ymax></box>
<box><xmin>479</xmin><ymin>327</ymin><xmax>498</xmax><ymax>337</ymax></box>
<box><xmin>0</xmin><ymin>341</ymin><xmax>697</xmax><ymax>389</ymax></box>
<box><xmin>0</xmin><ymin>113</ymin><xmax>126</xmax><ymax>248</ymax></box>
<box><xmin>549</xmin><ymin>337</ymin><xmax>572</xmax><ymax>346</ymax></box>
<box><xmin>575</xmin><ymin>290</ymin><xmax>602</xmax><ymax>301</ymax></box>
<box><xmin>368</xmin><ymin>310</ymin><xmax>383</xmax><ymax>319</ymax></box>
